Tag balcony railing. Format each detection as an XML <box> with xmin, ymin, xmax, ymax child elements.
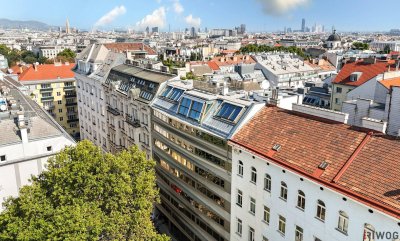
<box><xmin>41</xmin><ymin>96</ymin><xmax>54</xmax><ymax>101</ymax></box>
<box><xmin>65</xmin><ymin>102</ymin><xmax>77</xmax><ymax>106</ymax></box>
<box><xmin>39</xmin><ymin>88</ymin><xmax>53</xmax><ymax>93</ymax></box>
<box><xmin>125</xmin><ymin>114</ymin><xmax>141</xmax><ymax>128</ymax></box>
<box><xmin>107</xmin><ymin>106</ymin><xmax>120</xmax><ymax>116</ymax></box>
<box><xmin>65</xmin><ymin>93</ymin><xmax>77</xmax><ymax>98</ymax></box>
<box><xmin>67</xmin><ymin>118</ymin><xmax>79</xmax><ymax>123</ymax></box>
<box><xmin>63</xmin><ymin>85</ymin><xmax>75</xmax><ymax>91</ymax></box>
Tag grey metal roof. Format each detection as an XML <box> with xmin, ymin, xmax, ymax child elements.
<box><xmin>152</xmin><ymin>80</ymin><xmax>256</xmax><ymax>139</ymax></box>
<box><xmin>111</xmin><ymin>65</ymin><xmax>175</xmax><ymax>84</ymax></box>
<box><xmin>0</xmin><ymin>76</ymin><xmax>76</xmax><ymax>146</ymax></box>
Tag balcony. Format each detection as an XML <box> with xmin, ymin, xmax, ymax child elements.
<box><xmin>63</xmin><ymin>85</ymin><xmax>75</xmax><ymax>91</ymax></box>
<box><xmin>65</xmin><ymin>102</ymin><xmax>77</xmax><ymax>106</ymax></box>
<box><xmin>44</xmin><ymin>105</ymin><xmax>55</xmax><ymax>110</ymax></box>
<box><xmin>40</xmin><ymin>88</ymin><xmax>53</xmax><ymax>93</ymax></box>
<box><xmin>65</xmin><ymin>93</ymin><xmax>77</xmax><ymax>98</ymax></box>
<box><xmin>125</xmin><ymin>114</ymin><xmax>141</xmax><ymax>128</ymax></box>
<box><xmin>107</xmin><ymin>106</ymin><xmax>120</xmax><ymax>116</ymax></box>
<box><xmin>67</xmin><ymin>118</ymin><xmax>79</xmax><ymax>123</ymax></box>
<box><xmin>41</xmin><ymin>96</ymin><xmax>54</xmax><ymax>101</ymax></box>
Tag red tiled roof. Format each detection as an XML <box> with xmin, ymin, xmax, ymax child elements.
<box><xmin>18</xmin><ymin>64</ymin><xmax>74</xmax><ymax>81</ymax></box>
<box><xmin>9</xmin><ymin>65</ymin><xmax>29</xmax><ymax>75</ymax></box>
<box><xmin>208</xmin><ymin>55</ymin><xmax>255</xmax><ymax>70</ymax></box>
<box><xmin>333</xmin><ymin>60</ymin><xmax>395</xmax><ymax>86</ymax></box>
<box><xmin>103</xmin><ymin>43</ymin><xmax>157</xmax><ymax>55</ymax></box>
<box><xmin>230</xmin><ymin>107</ymin><xmax>400</xmax><ymax>219</ymax></box>
<box><xmin>207</xmin><ymin>61</ymin><xmax>220</xmax><ymax>71</ymax></box>
<box><xmin>379</xmin><ymin>77</ymin><xmax>400</xmax><ymax>89</ymax></box>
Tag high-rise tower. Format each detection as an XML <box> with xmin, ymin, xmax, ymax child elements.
<box><xmin>66</xmin><ymin>18</ymin><xmax>71</xmax><ymax>34</ymax></box>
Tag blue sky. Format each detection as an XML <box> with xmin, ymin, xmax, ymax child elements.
<box><xmin>0</xmin><ymin>0</ymin><xmax>399</xmax><ymax>32</ymax></box>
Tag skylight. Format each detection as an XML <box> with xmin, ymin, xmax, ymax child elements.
<box><xmin>215</xmin><ymin>102</ymin><xmax>243</xmax><ymax>121</ymax></box>
<box><xmin>178</xmin><ymin>97</ymin><xmax>204</xmax><ymax>121</ymax></box>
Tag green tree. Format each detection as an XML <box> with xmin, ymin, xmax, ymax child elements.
<box><xmin>57</xmin><ymin>48</ymin><xmax>76</xmax><ymax>60</ymax></box>
<box><xmin>352</xmin><ymin>42</ymin><xmax>369</xmax><ymax>50</ymax></box>
<box><xmin>38</xmin><ymin>56</ymin><xmax>48</xmax><ymax>64</ymax></box>
<box><xmin>383</xmin><ymin>45</ymin><xmax>391</xmax><ymax>54</ymax></box>
<box><xmin>0</xmin><ymin>141</ymin><xmax>169</xmax><ymax>241</ymax></box>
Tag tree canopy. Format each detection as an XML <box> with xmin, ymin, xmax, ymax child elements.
<box><xmin>238</xmin><ymin>44</ymin><xmax>308</xmax><ymax>59</ymax></box>
<box><xmin>0</xmin><ymin>44</ymin><xmax>49</xmax><ymax>66</ymax></box>
<box><xmin>352</xmin><ymin>42</ymin><xmax>369</xmax><ymax>50</ymax></box>
<box><xmin>56</xmin><ymin>48</ymin><xmax>76</xmax><ymax>62</ymax></box>
<box><xmin>0</xmin><ymin>140</ymin><xmax>169</xmax><ymax>241</ymax></box>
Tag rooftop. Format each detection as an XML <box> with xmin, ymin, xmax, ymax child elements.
<box><xmin>18</xmin><ymin>63</ymin><xmax>75</xmax><ymax>82</ymax></box>
<box><xmin>333</xmin><ymin>59</ymin><xmax>395</xmax><ymax>86</ymax></box>
<box><xmin>230</xmin><ymin>106</ymin><xmax>400</xmax><ymax>219</ymax></box>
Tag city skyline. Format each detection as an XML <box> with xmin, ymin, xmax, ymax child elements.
<box><xmin>0</xmin><ymin>0</ymin><xmax>399</xmax><ymax>32</ymax></box>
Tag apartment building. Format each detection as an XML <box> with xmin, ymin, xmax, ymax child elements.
<box><xmin>18</xmin><ymin>63</ymin><xmax>80</xmax><ymax>139</ymax></box>
<box><xmin>36</xmin><ymin>45</ymin><xmax>77</xmax><ymax>59</ymax></box>
<box><xmin>229</xmin><ymin>105</ymin><xmax>400</xmax><ymax>241</ymax></box>
<box><xmin>151</xmin><ymin>79</ymin><xmax>264</xmax><ymax>241</ymax></box>
<box><xmin>74</xmin><ymin>44</ymin><xmax>125</xmax><ymax>150</ymax></box>
<box><xmin>102</xmin><ymin>64</ymin><xmax>175</xmax><ymax>157</ymax></box>
<box><xmin>0</xmin><ymin>75</ymin><xmax>75</xmax><ymax>210</ymax></box>
<box><xmin>331</xmin><ymin>58</ymin><xmax>394</xmax><ymax>111</ymax></box>
<box><xmin>254</xmin><ymin>53</ymin><xmax>318</xmax><ymax>88</ymax></box>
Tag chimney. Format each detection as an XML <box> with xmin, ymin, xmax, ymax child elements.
<box><xmin>19</xmin><ymin>66</ymin><xmax>23</xmax><ymax>74</ymax></box>
<box><xmin>17</xmin><ymin>111</ymin><xmax>28</xmax><ymax>144</ymax></box>
<box><xmin>220</xmin><ymin>57</ymin><xmax>225</xmax><ymax>63</ymax></box>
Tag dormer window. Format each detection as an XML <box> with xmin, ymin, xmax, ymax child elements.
<box><xmin>215</xmin><ymin>102</ymin><xmax>243</xmax><ymax>122</ymax></box>
<box><xmin>178</xmin><ymin>97</ymin><xmax>204</xmax><ymax>122</ymax></box>
<box><xmin>350</xmin><ymin>72</ymin><xmax>362</xmax><ymax>82</ymax></box>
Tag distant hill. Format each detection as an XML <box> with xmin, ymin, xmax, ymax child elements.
<box><xmin>0</xmin><ymin>18</ymin><xmax>57</xmax><ymax>30</ymax></box>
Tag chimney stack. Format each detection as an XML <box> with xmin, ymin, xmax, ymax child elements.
<box><xmin>17</xmin><ymin>111</ymin><xmax>28</xmax><ymax>144</ymax></box>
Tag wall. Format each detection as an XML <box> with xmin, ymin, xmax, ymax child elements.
<box><xmin>230</xmin><ymin>147</ymin><xmax>399</xmax><ymax>241</ymax></box>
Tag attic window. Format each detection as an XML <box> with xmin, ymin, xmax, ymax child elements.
<box><xmin>0</xmin><ymin>155</ymin><xmax>6</xmax><ymax>162</ymax></box>
<box><xmin>47</xmin><ymin>146</ymin><xmax>52</xmax><ymax>152</ymax></box>
<box><xmin>318</xmin><ymin>161</ymin><xmax>329</xmax><ymax>170</ymax></box>
<box><xmin>350</xmin><ymin>72</ymin><xmax>362</xmax><ymax>82</ymax></box>
<box><xmin>272</xmin><ymin>144</ymin><xmax>281</xmax><ymax>151</ymax></box>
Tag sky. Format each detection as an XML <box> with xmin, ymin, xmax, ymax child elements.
<box><xmin>0</xmin><ymin>0</ymin><xmax>399</xmax><ymax>32</ymax></box>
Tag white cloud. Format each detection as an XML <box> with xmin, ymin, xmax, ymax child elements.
<box><xmin>135</xmin><ymin>7</ymin><xmax>167</xmax><ymax>29</ymax></box>
<box><xmin>173</xmin><ymin>0</ymin><xmax>184</xmax><ymax>14</ymax></box>
<box><xmin>257</xmin><ymin>0</ymin><xmax>310</xmax><ymax>15</ymax></box>
<box><xmin>156</xmin><ymin>0</ymin><xmax>162</xmax><ymax>3</ymax></box>
<box><xmin>185</xmin><ymin>14</ymin><xmax>201</xmax><ymax>27</ymax></box>
<box><xmin>94</xmin><ymin>5</ymin><xmax>126</xmax><ymax>27</ymax></box>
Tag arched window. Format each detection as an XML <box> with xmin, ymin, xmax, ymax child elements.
<box><xmin>337</xmin><ymin>211</ymin><xmax>349</xmax><ymax>234</ymax></box>
<box><xmin>264</xmin><ymin>174</ymin><xmax>271</xmax><ymax>192</ymax></box>
<box><xmin>297</xmin><ymin>190</ymin><xmax>306</xmax><ymax>210</ymax></box>
<box><xmin>363</xmin><ymin>223</ymin><xmax>375</xmax><ymax>241</ymax></box>
<box><xmin>280</xmin><ymin>182</ymin><xmax>288</xmax><ymax>200</ymax></box>
<box><xmin>238</xmin><ymin>160</ymin><xmax>243</xmax><ymax>177</ymax></box>
<box><xmin>251</xmin><ymin>167</ymin><xmax>257</xmax><ymax>183</ymax></box>
<box><xmin>316</xmin><ymin>200</ymin><xmax>326</xmax><ymax>221</ymax></box>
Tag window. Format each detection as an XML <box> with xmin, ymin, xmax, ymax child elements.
<box><xmin>57</xmin><ymin>100</ymin><xmax>62</xmax><ymax>104</ymax></box>
<box><xmin>262</xmin><ymin>236</ymin><xmax>269</xmax><ymax>241</ymax></box>
<box><xmin>297</xmin><ymin>190</ymin><xmax>306</xmax><ymax>210</ymax></box>
<box><xmin>0</xmin><ymin>155</ymin><xmax>6</xmax><ymax>162</ymax></box>
<box><xmin>295</xmin><ymin>226</ymin><xmax>303</xmax><ymax>241</ymax></box>
<box><xmin>238</xmin><ymin>160</ymin><xmax>243</xmax><ymax>176</ymax></box>
<box><xmin>280</xmin><ymin>182</ymin><xmax>288</xmax><ymax>200</ymax></box>
<box><xmin>237</xmin><ymin>190</ymin><xmax>243</xmax><ymax>207</ymax></box>
<box><xmin>337</xmin><ymin>211</ymin><xmax>349</xmax><ymax>234</ymax></box>
<box><xmin>316</xmin><ymin>200</ymin><xmax>326</xmax><ymax>221</ymax></box>
<box><xmin>215</xmin><ymin>102</ymin><xmax>243</xmax><ymax>121</ymax></box>
<box><xmin>46</xmin><ymin>146</ymin><xmax>52</xmax><ymax>151</ymax></box>
<box><xmin>236</xmin><ymin>218</ymin><xmax>242</xmax><ymax>236</ymax></box>
<box><xmin>249</xmin><ymin>197</ymin><xmax>256</xmax><ymax>215</ymax></box>
<box><xmin>188</xmin><ymin>100</ymin><xmax>204</xmax><ymax>121</ymax></box>
<box><xmin>336</xmin><ymin>87</ymin><xmax>342</xmax><ymax>93</ymax></box>
<box><xmin>363</xmin><ymin>224</ymin><xmax>375</xmax><ymax>241</ymax></box>
<box><xmin>264</xmin><ymin>174</ymin><xmax>271</xmax><ymax>192</ymax></box>
<box><xmin>178</xmin><ymin>97</ymin><xmax>191</xmax><ymax>116</ymax></box>
<box><xmin>335</xmin><ymin>98</ymin><xmax>340</xmax><ymax>104</ymax></box>
<box><xmin>263</xmin><ymin>206</ymin><xmax>270</xmax><ymax>224</ymax></box>
<box><xmin>58</xmin><ymin>109</ymin><xmax>62</xmax><ymax>113</ymax></box>
<box><xmin>251</xmin><ymin>167</ymin><xmax>257</xmax><ymax>183</ymax></box>
<box><xmin>57</xmin><ymin>92</ymin><xmax>61</xmax><ymax>96</ymax></box>
<box><xmin>278</xmin><ymin>215</ymin><xmax>286</xmax><ymax>235</ymax></box>
<box><xmin>248</xmin><ymin>227</ymin><xmax>255</xmax><ymax>241</ymax></box>
<box><xmin>60</xmin><ymin>117</ymin><xmax>64</xmax><ymax>121</ymax></box>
